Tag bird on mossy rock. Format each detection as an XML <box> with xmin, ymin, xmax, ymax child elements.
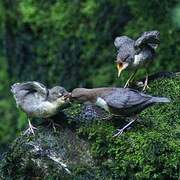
<box><xmin>114</xmin><ymin>30</ymin><xmax>160</xmax><ymax>90</ymax></box>
<box><xmin>68</xmin><ymin>87</ymin><xmax>170</xmax><ymax>136</ymax></box>
<box><xmin>11</xmin><ymin>81</ymin><xmax>69</xmax><ymax>134</ymax></box>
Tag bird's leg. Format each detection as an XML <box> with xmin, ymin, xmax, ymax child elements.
<box><xmin>48</xmin><ymin>119</ymin><xmax>56</xmax><ymax>132</ymax></box>
<box><xmin>113</xmin><ymin>117</ymin><xmax>137</xmax><ymax>137</ymax></box>
<box><xmin>124</xmin><ymin>70</ymin><xmax>137</xmax><ymax>88</ymax></box>
<box><xmin>102</xmin><ymin>111</ymin><xmax>112</xmax><ymax>120</ymax></box>
<box><xmin>102</xmin><ymin>115</ymin><xmax>112</xmax><ymax>120</ymax></box>
<box><xmin>24</xmin><ymin>118</ymin><xmax>37</xmax><ymax>135</ymax></box>
<box><xmin>47</xmin><ymin>119</ymin><xmax>61</xmax><ymax>132</ymax></box>
<box><xmin>142</xmin><ymin>74</ymin><xmax>150</xmax><ymax>91</ymax></box>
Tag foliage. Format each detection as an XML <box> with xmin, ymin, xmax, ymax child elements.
<box><xmin>0</xmin><ymin>0</ymin><xmax>179</xmax><ymax>174</ymax></box>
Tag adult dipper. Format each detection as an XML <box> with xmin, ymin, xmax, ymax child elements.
<box><xmin>69</xmin><ymin>87</ymin><xmax>170</xmax><ymax>136</ymax></box>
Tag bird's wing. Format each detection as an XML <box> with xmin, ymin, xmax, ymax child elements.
<box><xmin>114</xmin><ymin>36</ymin><xmax>134</xmax><ymax>49</ymax></box>
<box><xmin>134</xmin><ymin>30</ymin><xmax>160</xmax><ymax>50</ymax></box>
<box><xmin>11</xmin><ymin>81</ymin><xmax>48</xmax><ymax>106</ymax></box>
<box><xmin>11</xmin><ymin>81</ymin><xmax>47</xmax><ymax>94</ymax></box>
<box><xmin>102</xmin><ymin>88</ymin><xmax>152</xmax><ymax>109</ymax></box>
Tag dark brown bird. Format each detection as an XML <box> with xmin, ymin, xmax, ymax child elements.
<box><xmin>69</xmin><ymin>87</ymin><xmax>170</xmax><ymax>136</ymax></box>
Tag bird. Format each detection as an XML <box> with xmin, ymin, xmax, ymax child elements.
<box><xmin>11</xmin><ymin>81</ymin><xmax>70</xmax><ymax>134</ymax></box>
<box><xmin>68</xmin><ymin>87</ymin><xmax>170</xmax><ymax>136</ymax></box>
<box><xmin>114</xmin><ymin>30</ymin><xmax>160</xmax><ymax>90</ymax></box>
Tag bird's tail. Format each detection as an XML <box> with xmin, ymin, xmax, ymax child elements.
<box><xmin>11</xmin><ymin>83</ymin><xmax>21</xmax><ymax>93</ymax></box>
<box><xmin>11</xmin><ymin>82</ymin><xmax>36</xmax><ymax>107</ymax></box>
<box><xmin>11</xmin><ymin>81</ymin><xmax>47</xmax><ymax>93</ymax></box>
<box><xmin>11</xmin><ymin>82</ymin><xmax>37</xmax><ymax>92</ymax></box>
<box><xmin>11</xmin><ymin>83</ymin><xmax>22</xmax><ymax>107</ymax></box>
<box><xmin>152</xmin><ymin>96</ymin><xmax>171</xmax><ymax>103</ymax></box>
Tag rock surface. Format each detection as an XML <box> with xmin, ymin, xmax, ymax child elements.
<box><xmin>0</xmin><ymin>72</ymin><xmax>179</xmax><ymax>179</ymax></box>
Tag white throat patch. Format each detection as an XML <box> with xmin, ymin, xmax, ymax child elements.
<box><xmin>95</xmin><ymin>97</ymin><xmax>109</xmax><ymax>112</ymax></box>
<box><xmin>134</xmin><ymin>53</ymin><xmax>144</xmax><ymax>66</ymax></box>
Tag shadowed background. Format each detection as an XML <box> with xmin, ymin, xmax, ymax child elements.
<box><xmin>0</xmin><ymin>0</ymin><xmax>179</xmax><ymax>154</ymax></box>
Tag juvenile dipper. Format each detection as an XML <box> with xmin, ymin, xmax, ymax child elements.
<box><xmin>114</xmin><ymin>30</ymin><xmax>160</xmax><ymax>89</ymax></box>
<box><xmin>11</xmin><ymin>81</ymin><xmax>69</xmax><ymax>134</ymax></box>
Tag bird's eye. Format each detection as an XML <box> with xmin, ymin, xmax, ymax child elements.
<box><xmin>118</xmin><ymin>62</ymin><xmax>123</xmax><ymax>67</ymax></box>
<box><xmin>58</xmin><ymin>93</ymin><xmax>62</xmax><ymax>96</ymax></box>
<box><xmin>59</xmin><ymin>90</ymin><xmax>64</xmax><ymax>94</ymax></box>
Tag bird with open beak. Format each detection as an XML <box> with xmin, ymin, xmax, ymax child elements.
<box><xmin>68</xmin><ymin>87</ymin><xmax>170</xmax><ymax>136</ymax></box>
<box><xmin>114</xmin><ymin>30</ymin><xmax>160</xmax><ymax>90</ymax></box>
<box><xmin>11</xmin><ymin>81</ymin><xmax>70</xmax><ymax>134</ymax></box>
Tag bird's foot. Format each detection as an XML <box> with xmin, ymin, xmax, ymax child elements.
<box><xmin>102</xmin><ymin>114</ymin><xmax>112</xmax><ymax>120</ymax></box>
<box><xmin>47</xmin><ymin>119</ymin><xmax>61</xmax><ymax>132</ymax></box>
<box><xmin>113</xmin><ymin>118</ymin><xmax>136</xmax><ymax>137</ymax></box>
<box><xmin>24</xmin><ymin>124</ymin><xmax>38</xmax><ymax>135</ymax></box>
<box><xmin>113</xmin><ymin>128</ymin><xmax>124</xmax><ymax>137</ymax></box>
<box><xmin>142</xmin><ymin>75</ymin><xmax>150</xmax><ymax>91</ymax></box>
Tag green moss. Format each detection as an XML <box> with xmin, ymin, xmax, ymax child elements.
<box><xmin>1</xmin><ymin>76</ymin><xmax>179</xmax><ymax>179</ymax></box>
<box><xmin>77</xmin><ymin>76</ymin><xmax>180</xmax><ymax>179</ymax></box>
<box><xmin>63</xmin><ymin>103</ymin><xmax>82</xmax><ymax>119</ymax></box>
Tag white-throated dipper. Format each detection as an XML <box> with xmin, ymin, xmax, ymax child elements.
<box><xmin>114</xmin><ymin>30</ymin><xmax>160</xmax><ymax>90</ymax></box>
<box><xmin>69</xmin><ymin>87</ymin><xmax>170</xmax><ymax>136</ymax></box>
<box><xmin>11</xmin><ymin>81</ymin><xmax>69</xmax><ymax>134</ymax></box>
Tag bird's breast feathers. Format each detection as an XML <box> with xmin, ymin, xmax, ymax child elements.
<box><xmin>95</xmin><ymin>97</ymin><xmax>109</xmax><ymax>112</ymax></box>
<box><xmin>133</xmin><ymin>53</ymin><xmax>145</xmax><ymax>67</ymax></box>
<box><xmin>26</xmin><ymin>101</ymin><xmax>59</xmax><ymax>118</ymax></box>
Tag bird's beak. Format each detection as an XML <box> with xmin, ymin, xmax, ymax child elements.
<box><xmin>64</xmin><ymin>93</ymin><xmax>72</xmax><ymax>101</ymax></box>
<box><xmin>116</xmin><ymin>62</ymin><xmax>129</xmax><ymax>78</ymax></box>
<box><xmin>117</xmin><ymin>63</ymin><xmax>123</xmax><ymax>78</ymax></box>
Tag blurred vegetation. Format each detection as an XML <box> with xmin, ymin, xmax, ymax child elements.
<box><xmin>0</xmin><ymin>0</ymin><xmax>179</xmax><ymax>160</ymax></box>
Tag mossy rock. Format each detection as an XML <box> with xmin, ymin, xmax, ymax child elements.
<box><xmin>0</xmin><ymin>73</ymin><xmax>179</xmax><ymax>179</ymax></box>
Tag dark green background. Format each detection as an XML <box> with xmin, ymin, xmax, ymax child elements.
<box><xmin>0</xmin><ymin>0</ymin><xmax>179</xmax><ymax>158</ymax></box>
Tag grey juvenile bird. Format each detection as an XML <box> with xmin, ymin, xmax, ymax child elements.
<box><xmin>69</xmin><ymin>87</ymin><xmax>170</xmax><ymax>136</ymax></box>
<box><xmin>11</xmin><ymin>81</ymin><xmax>69</xmax><ymax>134</ymax></box>
<box><xmin>114</xmin><ymin>30</ymin><xmax>160</xmax><ymax>89</ymax></box>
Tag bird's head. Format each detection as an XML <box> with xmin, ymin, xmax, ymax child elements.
<box><xmin>114</xmin><ymin>36</ymin><xmax>134</xmax><ymax>77</ymax></box>
<box><xmin>116</xmin><ymin>54</ymin><xmax>132</xmax><ymax>78</ymax></box>
<box><xmin>49</xmin><ymin>86</ymin><xmax>69</xmax><ymax>102</ymax></box>
<box><xmin>70</xmin><ymin>88</ymin><xmax>92</xmax><ymax>103</ymax></box>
